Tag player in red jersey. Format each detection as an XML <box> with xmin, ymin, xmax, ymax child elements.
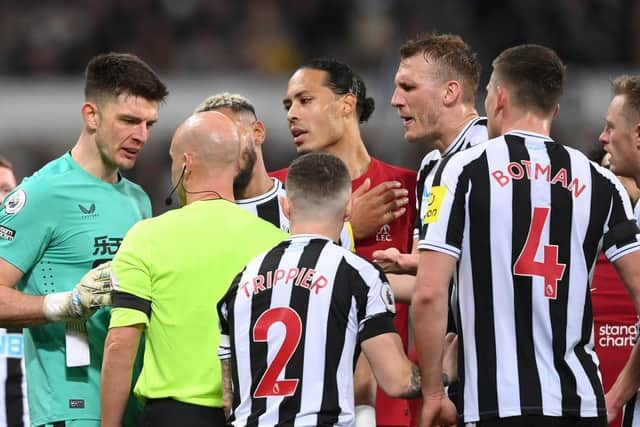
<box><xmin>273</xmin><ymin>58</ymin><xmax>417</xmax><ymax>427</ymax></box>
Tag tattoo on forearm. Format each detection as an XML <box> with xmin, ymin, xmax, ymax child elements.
<box><xmin>221</xmin><ymin>359</ymin><xmax>233</xmax><ymax>417</ymax></box>
<box><xmin>400</xmin><ymin>364</ymin><xmax>423</xmax><ymax>399</ymax></box>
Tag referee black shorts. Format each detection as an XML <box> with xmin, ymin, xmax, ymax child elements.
<box><xmin>462</xmin><ymin>415</ymin><xmax>606</xmax><ymax>427</ymax></box>
<box><xmin>140</xmin><ymin>398</ymin><xmax>226</xmax><ymax>427</ymax></box>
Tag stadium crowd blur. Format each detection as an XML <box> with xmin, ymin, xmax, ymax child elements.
<box><xmin>2</xmin><ymin>0</ymin><xmax>640</xmax><ymax>213</ymax></box>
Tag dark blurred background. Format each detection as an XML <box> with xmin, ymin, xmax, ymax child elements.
<box><xmin>2</xmin><ymin>0</ymin><xmax>639</xmax><ymax>213</ymax></box>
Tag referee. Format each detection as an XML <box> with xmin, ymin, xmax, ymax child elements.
<box><xmin>218</xmin><ymin>153</ymin><xmax>422</xmax><ymax>426</ymax></box>
<box><xmin>100</xmin><ymin>111</ymin><xmax>286</xmax><ymax>426</ymax></box>
<box><xmin>412</xmin><ymin>45</ymin><xmax>640</xmax><ymax>427</ymax></box>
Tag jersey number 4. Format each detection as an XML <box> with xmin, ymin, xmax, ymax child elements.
<box><xmin>514</xmin><ymin>207</ymin><xmax>566</xmax><ymax>299</ymax></box>
<box><xmin>253</xmin><ymin>307</ymin><xmax>302</xmax><ymax>398</ymax></box>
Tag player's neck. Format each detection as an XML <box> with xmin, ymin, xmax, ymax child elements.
<box><xmin>438</xmin><ymin>107</ymin><xmax>479</xmax><ymax>154</ymax></box>
<box><xmin>501</xmin><ymin>112</ymin><xmax>553</xmax><ymax>138</ymax></box>
<box><xmin>185</xmin><ymin>171</ymin><xmax>235</xmax><ymax>204</ymax></box>
<box><xmin>325</xmin><ymin>129</ymin><xmax>371</xmax><ymax>180</ymax></box>
<box><xmin>235</xmin><ymin>165</ymin><xmax>274</xmax><ymax>200</ymax></box>
<box><xmin>289</xmin><ymin>221</ymin><xmax>342</xmax><ymax>243</ymax></box>
<box><xmin>71</xmin><ymin>135</ymin><xmax>119</xmax><ymax>183</ymax></box>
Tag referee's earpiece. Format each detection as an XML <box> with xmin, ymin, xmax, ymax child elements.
<box><xmin>164</xmin><ymin>164</ymin><xmax>186</xmax><ymax>206</ymax></box>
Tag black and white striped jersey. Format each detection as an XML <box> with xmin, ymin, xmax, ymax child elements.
<box><xmin>414</xmin><ymin>117</ymin><xmax>488</xmax><ymax>240</ymax></box>
<box><xmin>418</xmin><ymin>130</ymin><xmax>640</xmax><ymax>422</ymax></box>
<box><xmin>237</xmin><ymin>178</ymin><xmax>354</xmax><ymax>251</ymax></box>
<box><xmin>0</xmin><ymin>328</ymin><xmax>28</xmax><ymax>427</ymax></box>
<box><xmin>217</xmin><ymin>235</ymin><xmax>397</xmax><ymax>427</ymax></box>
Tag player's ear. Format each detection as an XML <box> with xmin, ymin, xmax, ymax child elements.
<box><xmin>342</xmin><ymin>93</ymin><xmax>357</xmax><ymax>119</ymax></box>
<box><xmin>280</xmin><ymin>195</ymin><xmax>291</xmax><ymax>220</ymax></box>
<box><xmin>81</xmin><ymin>102</ymin><xmax>99</xmax><ymax>131</ymax></box>
<box><xmin>253</xmin><ymin>120</ymin><xmax>266</xmax><ymax>147</ymax></box>
<box><xmin>443</xmin><ymin>80</ymin><xmax>461</xmax><ymax>106</ymax></box>
<box><xmin>495</xmin><ymin>85</ymin><xmax>507</xmax><ymax>114</ymax></box>
<box><xmin>343</xmin><ymin>196</ymin><xmax>352</xmax><ymax>222</ymax></box>
<box><xmin>553</xmin><ymin>104</ymin><xmax>560</xmax><ymax>120</ymax></box>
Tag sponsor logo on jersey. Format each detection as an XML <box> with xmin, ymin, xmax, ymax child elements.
<box><xmin>0</xmin><ymin>225</ymin><xmax>16</xmax><ymax>241</ymax></box>
<box><xmin>423</xmin><ymin>186</ymin><xmax>446</xmax><ymax>224</ymax></box>
<box><xmin>93</xmin><ymin>236</ymin><xmax>123</xmax><ymax>256</ymax></box>
<box><xmin>598</xmin><ymin>323</ymin><xmax>637</xmax><ymax>348</ymax></box>
<box><xmin>69</xmin><ymin>399</ymin><xmax>85</xmax><ymax>408</ymax></box>
<box><xmin>78</xmin><ymin>203</ymin><xmax>96</xmax><ymax>214</ymax></box>
<box><xmin>79</xmin><ymin>202</ymin><xmax>99</xmax><ymax>218</ymax></box>
<box><xmin>4</xmin><ymin>189</ymin><xmax>26</xmax><ymax>214</ymax></box>
<box><xmin>376</xmin><ymin>224</ymin><xmax>392</xmax><ymax>242</ymax></box>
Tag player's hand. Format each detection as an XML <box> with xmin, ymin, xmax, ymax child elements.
<box><xmin>351</xmin><ymin>179</ymin><xmax>409</xmax><ymax>240</ymax></box>
<box><xmin>373</xmin><ymin>247</ymin><xmax>418</xmax><ymax>274</ymax></box>
<box><xmin>605</xmin><ymin>391</ymin><xmax>622</xmax><ymax>423</ymax></box>
<box><xmin>43</xmin><ymin>261</ymin><xmax>113</xmax><ymax>322</ymax></box>
<box><xmin>74</xmin><ymin>261</ymin><xmax>113</xmax><ymax>308</ymax></box>
<box><xmin>442</xmin><ymin>333</ymin><xmax>458</xmax><ymax>385</ymax></box>
<box><xmin>421</xmin><ymin>394</ymin><xmax>457</xmax><ymax>427</ymax></box>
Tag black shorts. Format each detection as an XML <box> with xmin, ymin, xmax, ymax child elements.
<box><xmin>140</xmin><ymin>398</ymin><xmax>226</xmax><ymax>427</ymax></box>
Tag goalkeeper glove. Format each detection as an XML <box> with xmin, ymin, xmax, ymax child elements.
<box><xmin>43</xmin><ymin>261</ymin><xmax>114</xmax><ymax>322</ymax></box>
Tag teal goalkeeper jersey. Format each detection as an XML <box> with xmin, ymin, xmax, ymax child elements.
<box><xmin>0</xmin><ymin>153</ymin><xmax>151</xmax><ymax>426</ymax></box>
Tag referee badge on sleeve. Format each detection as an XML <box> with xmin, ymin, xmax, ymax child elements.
<box><xmin>380</xmin><ymin>282</ymin><xmax>396</xmax><ymax>313</ymax></box>
<box><xmin>423</xmin><ymin>186</ymin><xmax>446</xmax><ymax>224</ymax></box>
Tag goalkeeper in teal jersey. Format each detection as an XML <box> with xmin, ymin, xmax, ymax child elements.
<box><xmin>0</xmin><ymin>53</ymin><xmax>168</xmax><ymax>427</ymax></box>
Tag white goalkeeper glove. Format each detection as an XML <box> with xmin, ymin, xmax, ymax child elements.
<box><xmin>43</xmin><ymin>261</ymin><xmax>114</xmax><ymax>322</ymax></box>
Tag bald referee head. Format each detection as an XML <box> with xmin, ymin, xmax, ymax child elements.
<box><xmin>169</xmin><ymin>111</ymin><xmax>241</xmax><ymax>206</ymax></box>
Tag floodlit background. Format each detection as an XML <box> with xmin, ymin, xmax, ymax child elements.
<box><xmin>2</xmin><ymin>0</ymin><xmax>638</xmax><ymax>213</ymax></box>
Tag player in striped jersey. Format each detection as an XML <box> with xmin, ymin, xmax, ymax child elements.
<box><xmin>218</xmin><ymin>152</ymin><xmax>423</xmax><ymax>426</ymax></box>
<box><xmin>193</xmin><ymin>93</ymin><xmax>354</xmax><ymax>250</ymax></box>
<box><xmin>374</xmin><ymin>33</ymin><xmax>488</xmax><ymax>293</ymax></box>
<box><xmin>598</xmin><ymin>75</ymin><xmax>640</xmax><ymax>426</ymax></box>
<box><xmin>0</xmin><ymin>158</ymin><xmax>28</xmax><ymax>427</ymax></box>
<box><xmin>278</xmin><ymin>59</ymin><xmax>418</xmax><ymax>426</ymax></box>
<box><xmin>413</xmin><ymin>45</ymin><xmax>640</xmax><ymax>427</ymax></box>
<box><xmin>371</xmin><ymin>33</ymin><xmax>487</xmax><ymax>427</ymax></box>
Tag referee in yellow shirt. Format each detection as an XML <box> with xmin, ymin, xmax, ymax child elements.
<box><xmin>100</xmin><ymin>111</ymin><xmax>286</xmax><ymax>426</ymax></box>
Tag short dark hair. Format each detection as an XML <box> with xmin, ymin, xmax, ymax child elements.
<box><xmin>286</xmin><ymin>152</ymin><xmax>351</xmax><ymax>217</ymax></box>
<box><xmin>301</xmin><ymin>58</ymin><xmax>375</xmax><ymax>123</ymax></box>
<box><xmin>84</xmin><ymin>52</ymin><xmax>168</xmax><ymax>104</ymax></box>
<box><xmin>0</xmin><ymin>156</ymin><xmax>12</xmax><ymax>170</ymax></box>
<box><xmin>400</xmin><ymin>33</ymin><xmax>481</xmax><ymax>104</ymax></box>
<box><xmin>491</xmin><ymin>44</ymin><xmax>565</xmax><ymax>115</ymax></box>
<box><xmin>612</xmin><ymin>75</ymin><xmax>640</xmax><ymax>121</ymax></box>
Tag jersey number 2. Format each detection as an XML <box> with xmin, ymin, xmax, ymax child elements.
<box><xmin>253</xmin><ymin>307</ymin><xmax>302</xmax><ymax>398</ymax></box>
<box><xmin>514</xmin><ymin>207</ymin><xmax>566</xmax><ymax>299</ymax></box>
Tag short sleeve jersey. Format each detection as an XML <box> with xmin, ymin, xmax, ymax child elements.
<box><xmin>271</xmin><ymin>158</ymin><xmax>416</xmax><ymax>425</ymax></box>
<box><xmin>110</xmin><ymin>200</ymin><xmax>286</xmax><ymax>407</ymax></box>
<box><xmin>218</xmin><ymin>235</ymin><xmax>397</xmax><ymax>426</ymax></box>
<box><xmin>0</xmin><ymin>153</ymin><xmax>150</xmax><ymax>426</ymax></box>
<box><xmin>418</xmin><ymin>132</ymin><xmax>640</xmax><ymax>422</ymax></box>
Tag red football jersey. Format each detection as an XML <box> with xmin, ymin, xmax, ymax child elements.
<box><xmin>271</xmin><ymin>157</ymin><xmax>417</xmax><ymax>426</ymax></box>
<box><xmin>591</xmin><ymin>253</ymin><xmax>637</xmax><ymax>427</ymax></box>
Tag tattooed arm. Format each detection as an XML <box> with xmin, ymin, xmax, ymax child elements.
<box><xmin>361</xmin><ymin>332</ymin><xmax>422</xmax><ymax>398</ymax></box>
<box><xmin>221</xmin><ymin>359</ymin><xmax>233</xmax><ymax>418</ymax></box>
